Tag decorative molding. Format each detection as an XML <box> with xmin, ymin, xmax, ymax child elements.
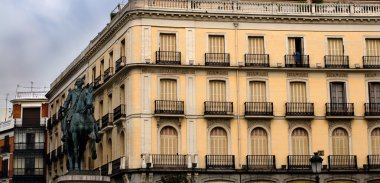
<box><xmin>288</xmin><ymin>120</ymin><xmax>311</xmax><ymax>132</ymax></box>
<box><xmin>247</xmin><ymin>71</ymin><xmax>268</xmax><ymax>77</ymax></box>
<box><xmin>287</xmin><ymin>72</ymin><xmax>308</xmax><ymax>78</ymax></box>
<box><xmin>328</xmin><ymin>120</ymin><xmax>351</xmax><ymax>131</ymax></box>
<box><xmin>206</xmin><ymin>70</ymin><xmax>228</xmax><ymax>76</ymax></box>
<box><xmin>142</xmin><ymin>68</ymin><xmax>195</xmax><ymax>74</ymax></box>
<box><xmin>247</xmin><ymin>120</ymin><xmax>271</xmax><ymax>130</ymax></box>
<box><xmin>367</xmin><ymin>120</ymin><xmax>380</xmax><ymax>131</ymax></box>
<box><xmin>207</xmin><ymin>119</ymin><xmax>230</xmax><ymax>128</ymax></box>
<box><xmin>156</xmin><ymin>117</ymin><xmax>181</xmax><ymax>129</ymax></box>
<box><xmin>365</xmin><ymin>73</ymin><xmax>380</xmax><ymax>78</ymax></box>
<box><xmin>326</xmin><ymin>73</ymin><xmax>348</xmax><ymax>78</ymax></box>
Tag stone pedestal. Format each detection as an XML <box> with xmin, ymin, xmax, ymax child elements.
<box><xmin>56</xmin><ymin>170</ymin><xmax>110</xmax><ymax>183</ymax></box>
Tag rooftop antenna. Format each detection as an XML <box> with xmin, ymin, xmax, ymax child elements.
<box><xmin>5</xmin><ymin>93</ymin><xmax>9</xmax><ymax>121</ymax></box>
<box><xmin>31</xmin><ymin>81</ymin><xmax>34</xmax><ymax>92</ymax></box>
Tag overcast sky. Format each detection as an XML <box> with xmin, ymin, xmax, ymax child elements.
<box><xmin>0</xmin><ymin>0</ymin><xmax>123</xmax><ymax>118</ymax></box>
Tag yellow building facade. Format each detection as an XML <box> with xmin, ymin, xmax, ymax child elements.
<box><xmin>46</xmin><ymin>0</ymin><xmax>380</xmax><ymax>182</ymax></box>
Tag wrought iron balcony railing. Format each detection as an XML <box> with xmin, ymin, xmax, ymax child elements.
<box><xmin>13</xmin><ymin>168</ymin><xmax>44</xmax><ymax>176</ymax></box>
<box><xmin>205</xmin><ymin>53</ymin><xmax>230</xmax><ymax>66</ymax></box>
<box><xmin>206</xmin><ymin>155</ymin><xmax>235</xmax><ymax>169</ymax></box>
<box><xmin>115</xmin><ymin>56</ymin><xmax>126</xmax><ymax>73</ymax></box>
<box><xmin>245</xmin><ymin>54</ymin><xmax>269</xmax><ymax>67</ymax></box>
<box><xmin>14</xmin><ymin>142</ymin><xmax>44</xmax><ymax>150</ymax></box>
<box><xmin>101</xmin><ymin>113</ymin><xmax>114</xmax><ymax>130</ymax></box>
<box><xmin>155</xmin><ymin>100</ymin><xmax>184</xmax><ymax>115</ymax></box>
<box><xmin>363</xmin><ymin>56</ymin><xmax>380</xmax><ymax>69</ymax></box>
<box><xmin>94</xmin><ymin>75</ymin><xmax>103</xmax><ymax>89</ymax></box>
<box><xmin>204</xmin><ymin>101</ymin><xmax>233</xmax><ymax>115</ymax></box>
<box><xmin>287</xmin><ymin>155</ymin><xmax>312</xmax><ymax>170</ymax></box>
<box><xmin>325</xmin><ymin>55</ymin><xmax>349</xmax><ymax>68</ymax></box>
<box><xmin>365</xmin><ymin>103</ymin><xmax>380</xmax><ymax>116</ymax></box>
<box><xmin>328</xmin><ymin>155</ymin><xmax>357</xmax><ymax>170</ymax></box>
<box><xmin>104</xmin><ymin>67</ymin><xmax>114</xmax><ymax>82</ymax></box>
<box><xmin>245</xmin><ymin>102</ymin><xmax>273</xmax><ymax>116</ymax></box>
<box><xmin>326</xmin><ymin>103</ymin><xmax>354</xmax><ymax>116</ymax></box>
<box><xmin>151</xmin><ymin>154</ymin><xmax>187</xmax><ymax>168</ymax></box>
<box><xmin>156</xmin><ymin>51</ymin><xmax>181</xmax><ymax>65</ymax></box>
<box><xmin>113</xmin><ymin>104</ymin><xmax>126</xmax><ymax>121</ymax></box>
<box><xmin>100</xmin><ymin>164</ymin><xmax>108</xmax><ymax>176</ymax></box>
<box><xmin>286</xmin><ymin>102</ymin><xmax>314</xmax><ymax>116</ymax></box>
<box><xmin>0</xmin><ymin>145</ymin><xmax>10</xmax><ymax>154</ymax></box>
<box><xmin>368</xmin><ymin>155</ymin><xmax>380</xmax><ymax>170</ymax></box>
<box><xmin>246</xmin><ymin>155</ymin><xmax>276</xmax><ymax>170</ymax></box>
<box><xmin>111</xmin><ymin>156</ymin><xmax>128</xmax><ymax>174</ymax></box>
<box><xmin>285</xmin><ymin>55</ymin><xmax>309</xmax><ymax>68</ymax></box>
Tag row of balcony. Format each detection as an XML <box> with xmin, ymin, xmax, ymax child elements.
<box><xmin>97</xmin><ymin>154</ymin><xmax>380</xmax><ymax>175</ymax></box>
<box><xmin>46</xmin><ymin>145</ymin><xmax>65</xmax><ymax>163</ymax></box>
<box><xmin>156</xmin><ymin>52</ymin><xmax>380</xmax><ymax>68</ymax></box>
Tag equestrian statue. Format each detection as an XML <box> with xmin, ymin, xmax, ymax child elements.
<box><xmin>60</xmin><ymin>78</ymin><xmax>100</xmax><ymax>170</ymax></box>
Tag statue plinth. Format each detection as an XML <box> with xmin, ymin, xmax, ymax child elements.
<box><xmin>56</xmin><ymin>170</ymin><xmax>110</xmax><ymax>183</ymax></box>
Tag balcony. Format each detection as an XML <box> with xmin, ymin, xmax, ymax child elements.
<box><xmin>155</xmin><ymin>100</ymin><xmax>184</xmax><ymax>116</ymax></box>
<box><xmin>0</xmin><ymin>145</ymin><xmax>10</xmax><ymax>154</ymax></box>
<box><xmin>205</xmin><ymin>53</ymin><xmax>230</xmax><ymax>66</ymax></box>
<box><xmin>368</xmin><ymin>155</ymin><xmax>380</xmax><ymax>170</ymax></box>
<box><xmin>326</xmin><ymin>103</ymin><xmax>354</xmax><ymax>117</ymax></box>
<box><xmin>285</xmin><ymin>55</ymin><xmax>309</xmax><ymax>68</ymax></box>
<box><xmin>101</xmin><ymin>113</ymin><xmax>114</xmax><ymax>131</ymax></box>
<box><xmin>13</xmin><ymin>168</ymin><xmax>44</xmax><ymax>176</ymax></box>
<box><xmin>156</xmin><ymin>51</ymin><xmax>181</xmax><ymax>65</ymax></box>
<box><xmin>245</xmin><ymin>54</ymin><xmax>269</xmax><ymax>67</ymax></box>
<box><xmin>111</xmin><ymin>156</ymin><xmax>128</xmax><ymax>174</ymax></box>
<box><xmin>104</xmin><ymin>67</ymin><xmax>114</xmax><ymax>83</ymax></box>
<box><xmin>365</xmin><ymin>103</ymin><xmax>380</xmax><ymax>117</ymax></box>
<box><xmin>204</xmin><ymin>101</ymin><xmax>233</xmax><ymax>116</ymax></box>
<box><xmin>246</xmin><ymin>155</ymin><xmax>276</xmax><ymax>171</ymax></box>
<box><xmin>151</xmin><ymin>154</ymin><xmax>187</xmax><ymax>169</ymax></box>
<box><xmin>286</xmin><ymin>103</ymin><xmax>314</xmax><ymax>117</ymax></box>
<box><xmin>113</xmin><ymin>104</ymin><xmax>126</xmax><ymax>124</ymax></box>
<box><xmin>328</xmin><ymin>155</ymin><xmax>357</xmax><ymax>170</ymax></box>
<box><xmin>244</xmin><ymin>102</ymin><xmax>273</xmax><ymax>117</ymax></box>
<box><xmin>206</xmin><ymin>155</ymin><xmax>235</xmax><ymax>169</ymax></box>
<box><xmin>100</xmin><ymin>164</ymin><xmax>108</xmax><ymax>176</ymax></box>
<box><xmin>94</xmin><ymin>75</ymin><xmax>103</xmax><ymax>89</ymax></box>
<box><xmin>14</xmin><ymin>142</ymin><xmax>44</xmax><ymax>151</ymax></box>
<box><xmin>325</xmin><ymin>55</ymin><xmax>349</xmax><ymax>68</ymax></box>
<box><xmin>47</xmin><ymin>118</ymin><xmax>52</xmax><ymax>130</ymax></box>
<box><xmin>287</xmin><ymin>155</ymin><xmax>312</xmax><ymax>170</ymax></box>
<box><xmin>363</xmin><ymin>56</ymin><xmax>380</xmax><ymax>69</ymax></box>
<box><xmin>115</xmin><ymin>56</ymin><xmax>126</xmax><ymax>73</ymax></box>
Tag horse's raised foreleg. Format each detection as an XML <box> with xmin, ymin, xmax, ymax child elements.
<box><xmin>72</xmin><ymin>131</ymin><xmax>80</xmax><ymax>170</ymax></box>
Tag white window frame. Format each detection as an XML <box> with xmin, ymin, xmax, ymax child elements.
<box><xmin>157</xmin><ymin>76</ymin><xmax>180</xmax><ymax>101</ymax></box>
<box><xmin>329</xmin><ymin>126</ymin><xmax>352</xmax><ymax>155</ymax></box>
<box><xmin>157</xmin><ymin>125</ymin><xmax>181</xmax><ymax>154</ymax></box>
<box><xmin>206</xmin><ymin>77</ymin><xmax>229</xmax><ymax>101</ymax></box>
<box><xmin>287</xmin><ymin>79</ymin><xmax>310</xmax><ymax>103</ymax></box>
<box><xmin>326</xmin><ymin>79</ymin><xmax>350</xmax><ymax>103</ymax></box>
<box><xmin>248</xmin><ymin>125</ymin><xmax>272</xmax><ymax>155</ymax></box>
<box><xmin>289</xmin><ymin>126</ymin><xmax>312</xmax><ymax>155</ymax></box>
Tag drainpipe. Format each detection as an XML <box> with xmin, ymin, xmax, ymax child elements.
<box><xmin>233</xmin><ymin>22</ymin><xmax>241</xmax><ymax>168</ymax></box>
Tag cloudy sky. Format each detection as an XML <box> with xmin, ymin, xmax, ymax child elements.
<box><xmin>0</xmin><ymin>0</ymin><xmax>123</xmax><ymax>118</ymax></box>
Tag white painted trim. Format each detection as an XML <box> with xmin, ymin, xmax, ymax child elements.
<box><xmin>246</xmin><ymin>78</ymin><xmax>270</xmax><ymax>102</ymax></box>
<box><xmin>186</xmin><ymin>28</ymin><xmax>195</xmax><ymax>65</ymax></box>
<box><xmin>157</xmin><ymin>124</ymin><xmax>181</xmax><ymax>154</ymax></box>
<box><xmin>126</xmin><ymin>29</ymin><xmax>132</xmax><ymax>64</ymax></box>
<box><xmin>206</xmin><ymin>77</ymin><xmax>229</xmax><ymax>101</ymax></box>
<box><xmin>247</xmin><ymin>125</ymin><xmax>272</xmax><ymax>155</ymax></box>
<box><xmin>186</xmin><ymin>119</ymin><xmax>197</xmax><ymax>154</ymax></box>
<box><xmin>157</xmin><ymin>76</ymin><xmax>181</xmax><ymax>101</ymax></box>
<box><xmin>142</xmin><ymin>26</ymin><xmax>152</xmax><ymax>63</ymax></box>
<box><xmin>141</xmin><ymin>74</ymin><xmax>151</xmax><ymax>114</ymax></box>
<box><xmin>207</xmin><ymin>124</ymin><xmax>231</xmax><ymax>155</ymax></box>
<box><xmin>329</xmin><ymin>126</ymin><xmax>353</xmax><ymax>155</ymax></box>
<box><xmin>186</xmin><ymin>75</ymin><xmax>196</xmax><ymax>115</ymax></box>
<box><xmin>326</xmin><ymin>79</ymin><xmax>350</xmax><ymax>103</ymax></box>
<box><xmin>287</xmin><ymin>79</ymin><xmax>310</xmax><ymax>103</ymax></box>
<box><xmin>289</xmin><ymin>126</ymin><xmax>312</xmax><ymax>155</ymax></box>
<box><xmin>142</xmin><ymin>118</ymin><xmax>152</xmax><ymax>154</ymax></box>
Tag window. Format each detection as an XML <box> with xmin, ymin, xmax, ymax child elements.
<box><xmin>121</xmin><ymin>39</ymin><xmax>126</xmax><ymax>57</ymax></box>
<box><xmin>22</xmin><ymin>108</ymin><xmax>40</xmax><ymax>127</ymax></box>
<box><xmin>248</xmin><ymin>36</ymin><xmax>265</xmax><ymax>54</ymax></box>
<box><xmin>288</xmin><ymin>37</ymin><xmax>304</xmax><ymax>55</ymax></box>
<box><xmin>209</xmin><ymin>80</ymin><xmax>226</xmax><ymax>102</ymax></box>
<box><xmin>328</xmin><ymin>38</ymin><xmax>344</xmax><ymax>55</ymax></box>
<box><xmin>372</xmin><ymin>128</ymin><xmax>380</xmax><ymax>155</ymax></box>
<box><xmin>332</xmin><ymin>128</ymin><xmax>349</xmax><ymax>155</ymax></box>
<box><xmin>250</xmin><ymin>128</ymin><xmax>268</xmax><ymax>155</ymax></box>
<box><xmin>249</xmin><ymin>81</ymin><xmax>266</xmax><ymax>102</ymax></box>
<box><xmin>290</xmin><ymin>82</ymin><xmax>307</xmax><ymax>103</ymax></box>
<box><xmin>100</xmin><ymin>60</ymin><xmax>104</xmax><ymax>76</ymax></box>
<box><xmin>160</xmin><ymin>33</ymin><xmax>176</xmax><ymax>52</ymax></box>
<box><xmin>209</xmin><ymin>35</ymin><xmax>225</xmax><ymax>53</ymax></box>
<box><xmin>92</xmin><ymin>67</ymin><xmax>96</xmax><ymax>82</ymax></box>
<box><xmin>108</xmin><ymin>94</ymin><xmax>112</xmax><ymax>114</ymax></box>
<box><xmin>160</xmin><ymin>126</ymin><xmax>178</xmax><ymax>154</ymax></box>
<box><xmin>330</xmin><ymin>82</ymin><xmax>346</xmax><ymax>103</ymax></box>
<box><xmin>120</xmin><ymin>85</ymin><xmax>125</xmax><ymax>105</ymax></box>
<box><xmin>210</xmin><ymin>127</ymin><xmax>228</xmax><ymax>155</ymax></box>
<box><xmin>99</xmin><ymin>101</ymin><xmax>103</xmax><ymax>119</ymax></box>
<box><xmin>366</xmin><ymin>39</ymin><xmax>380</xmax><ymax>56</ymax></box>
<box><xmin>109</xmin><ymin>51</ymin><xmax>113</xmax><ymax>68</ymax></box>
<box><xmin>369</xmin><ymin>82</ymin><xmax>380</xmax><ymax>103</ymax></box>
<box><xmin>291</xmin><ymin>128</ymin><xmax>309</xmax><ymax>155</ymax></box>
<box><xmin>160</xmin><ymin>79</ymin><xmax>177</xmax><ymax>100</ymax></box>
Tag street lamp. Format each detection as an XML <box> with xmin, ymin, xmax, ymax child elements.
<box><xmin>310</xmin><ymin>152</ymin><xmax>323</xmax><ymax>183</ymax></box>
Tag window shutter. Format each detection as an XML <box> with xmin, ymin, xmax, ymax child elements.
<box><xmin>248</xmin><ymin>37</ymin><xmax>265</xmax><ymax>54</ymax></box>
<box><xmin>210</xmin><ymin>127</ymin><xmax>228</xmax><ymax>155</ymax></box>
<box><xmin>372</xmin><ymin>128</ymin><xmax>380</xmax><ymax>155</ymax></box>
<box><xmin>292</xmin><ymin>128</ymin><xmax>309</xmax><ymax>155</ymax></box>
<box><xmin>250</xmin><ymin>81</ymin><xmax>266</xmax><ymax>102</ymax></box>
<box><xmin>251</xmin><ymin>128</ymin><xmax>268</xmax><ymax>155</ymax></box>
<box><xmin>328</xmin><ymin>38</ymin><xmax>344</xmax><ymax>55</ymax></box>
<box><xmin>332</xmin><ymin>128</ymin><xmax>349</xmax><ymax>155</ymax></box>
<box><xmin>290</xmin><ymin>82</ymin><xmax>306</xmax><ymax>103</ymax></box>
<box><xmin>160</xmin><ymin>79</ymin><xmax>177</xmax><ymax>101</ymax></box>
<box><xmin>210</xmin><ymin>81</ymin><xmax>226</xmax><ymax>102</ymax></box>
<box><xmin>160</xmin><ymin>33</ymin><xmax>176</xmax><ymax>52</ymax></box>
<box><xmin>209</xmin><ymin>35</ymin><xmax>225</xmax><ymax>53</ymax></box>
<box><xmin>288</xmin><ymin>38</ymin><xmax>296</xmax><ymax>54</ymax></box>
<box><xmin>366</xmin><ymin>39</ymin><xmax>380</xmax><ymax>56</ymax></box>
<box><xmin>160</xmin><ymin>126</ymin><xmax>178</xmax><ymax>154</ymax></box>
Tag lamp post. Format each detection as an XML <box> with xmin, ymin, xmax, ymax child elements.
<box><xmin>310</xmin><ymin>152</ymin><xmax>323</xmax><ymax>183</ymax></box>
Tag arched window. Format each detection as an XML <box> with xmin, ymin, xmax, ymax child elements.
<box><xmin>210</xmin><ymin>127</ymin><xmax>228</xmax><ymax>155</ymax></box>
<box><xmin>291</xmin><ymin>128</ymin><xmax>309</xmax><ymax>155</ymax></box>
<box><xmin>372</xmin><ymin>128</ymin><xmax>380</xmax><ymax>155</ymax></box>
<box><xmin>332</xmin><ymin>128</ymin><xmax>349</xmax><ymax>155</ymax></box>
<box><xmin>250</xmin><ymin>128</ymin><xmax>268</xmax><ymax>155</ymax></box>
<box><xmin>160</xmin><ymin>126</ymin><xmax>178</xmax><ymax>154</ymax></box>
